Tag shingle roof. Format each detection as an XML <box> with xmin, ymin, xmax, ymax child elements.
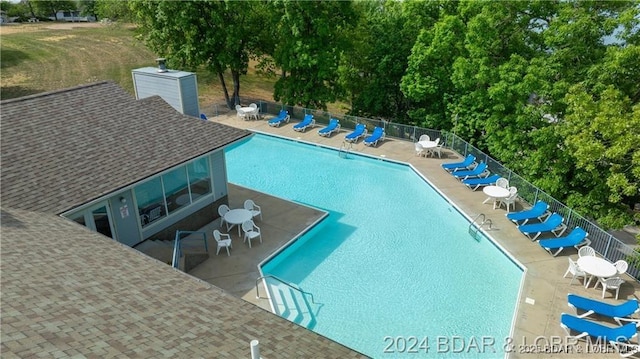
<box><xmin>0</xmin><ymin>81</ymin><xmax>251</xmax><ymax>214</ymax></box>
<box><xmin>0</xmin><ymin>83</ymin><xmax>366</xmax><ymax>358</ymax></box>
<box><xmin>0</xmin><ymin>207</ymin><xmax>365</xmax><ymax>358</ymax></box>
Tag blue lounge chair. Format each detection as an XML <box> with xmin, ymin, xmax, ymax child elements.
<box><xmin>462</xmin><ymin>174</ymin><xmax>501</xmax><ymax>191</ymax></box>
<box><xmin>442</xmin><ymin>154</ymin><xmax>476</xmax><ymax>172</ymax></box>
<box><xmin>363</xmin><ymin>126</ymin><xmax>385</xmax><ymax>147</ymax></box>
<box><xmin>451</xmin><ymin>162</ymin><xmax>489</xmax><ymax>180</ymax></box>
<box><xmin>318</xmin><ymin>118</ymin><xmax>340</xmax><ymax>137</ymax></box>
<box><xmin>568</xmin><ymin>294</ymin><xmax>640</xmax><ymax>325</ymax></box>
<box><xmin>518</xmin><ymin>212</ymin><xmax>567</xmax><ymax>241</ymax></box>
<box><xmin>560</xmin><ymin>313</ymin><xmax>639</xmax><ymax>356</ymax></box>
<box><xmin>268</xmin><ymin>110</ymin><xmax>290</xmax><ymax>127</ymax></box>
<box><xmin>293</xmin><ymin>114</ymin><xmax>315</xmax><ymax>132</ymax></box>
<box><xmin>539</xmin><ymin>227</ymin><xmax>589</xmax><ymax>256</ymax></box>
<box><xmin>506</xmin><ymin>201</ymin><xmax>550</xmax><ymax>225</ymax></box>
<box><xmin>345</xmin><ymin>124</ymin><xmax>367</xmax><ymax>143</ymax></box>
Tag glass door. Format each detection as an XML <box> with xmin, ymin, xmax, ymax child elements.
<box><xmin>91</xmin><ymin>205</ymin><xmax>115</xmax><ymax>239</ymax></box>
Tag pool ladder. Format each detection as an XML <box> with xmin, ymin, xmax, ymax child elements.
<box><xmin>338</xmin><ymin>141</ymin><xmax>352</xmax><ymax>159</ymax></box>
<box><xmin>469</xmin><ymin>213</ymin><xmax>492</xmax><ymax>241</ymax></box>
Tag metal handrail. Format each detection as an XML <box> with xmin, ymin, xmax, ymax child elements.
<box><xmin>172</xmin><ymin>230</ymin><xmax>208</xmax><ymax>269</ymax></box>
<box><xmin>469</xmin><ymin>213</ymin><xmax>493</xmax><ymax>231</ymax></box>
<box><xmin>338</xmin><ymin>141</ymin><xmax>352</xmax><ymax>159</ymax></box>
<box><xmin>256</xmin><ymin>274</ymin><xmax>317</xmax><ymax>305</ymax></box>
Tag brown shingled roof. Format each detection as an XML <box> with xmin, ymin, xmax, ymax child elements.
<box><xmin>0</xmin><ymin>207</ymin><xmax>366</xmax><ymax>358</ymax></box>
<box><xmin>0</xmin><ymin>83</ymin><xmax>367</xmax><ymax>358</ymax></box>
<box><xmin>0</xmin><ymin>81</ymin><xmax>251</xmax><ymax>214</ymax></box>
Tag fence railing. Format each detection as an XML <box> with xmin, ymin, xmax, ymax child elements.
<box><xmin>214</xmin><ymin>99</ymin><xmax>639</xmax><ymax>279</ymax></box>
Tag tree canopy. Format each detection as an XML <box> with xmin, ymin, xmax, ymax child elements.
<box><xmin>127</xmin><ymin>0</ymin><xmax>640</xmax><ymax>230</ymax></box>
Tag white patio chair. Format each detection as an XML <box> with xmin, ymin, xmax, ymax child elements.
<box><xmin>249</xmin><ymin>103</ymin><xmax>259</xmax><ymax>120</ymax></box>
<box><xmin>212</xmin><ymin>229</ymin><xmax>232</xmax><ymax>256</ymax></box>
<box><xmin>242</xmin><ymin>220</ymin><xmax>262</xmax><ymax>248</ymax></box>
<box><xmin>218</xmin><ymin>204</ymin><xmax>231</xmax><ymax>230</ymax></box>
<box><xmin>498</xmin><ymin>186</ymin><xmax>518</xmax><ymax>212</ymax></box>
<box><xmin>414</xmin><ymin>142</ymin><xmax>426</xmax><ymax>157</ymax></box>
<box><xmin>578</xmin><ymin>245</ymin><xmax>596</xmax><ymax>258</ymax></box>
<box><xmin>433</xmin><ymin>144</ymin><xmax>443</xmax><ymax>158</ymax></box>
<box><xmin>496</xmin><ymin>177</ymin><xmax>509</xmax><ymax>189</ymax></box>
<box><xmin>595</xmin><ymin>277</ymin><xmax>624</xmax><ymax>300</ymax></box>
<box><xmin>235</xmin><ymin>105</ymin><xmax>246</xmax><ymax>120</ymax></box>
<box><xmin>563</xmin><ymin>258</ymin><xmax>587</xmax><ymax>286</ymax></box>
<box><xmin>244</xmin><ymin>199</ymin><xmax>262</xmax><ymax>221</ymax></box>
<box><xmin>418</xmin><ymin>134</ymin><xmax>430</xmax><ymax>142</ymax></box>
<box><xmin>614</xmin><ymin>260</ymin><xmax>629</xmax><ymax>275</ymax></box>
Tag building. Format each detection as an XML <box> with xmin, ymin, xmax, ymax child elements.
<box><xmin>0</xmin><ymin>82</ymin><xmax>364</xmax><ymax>357</ymax></box>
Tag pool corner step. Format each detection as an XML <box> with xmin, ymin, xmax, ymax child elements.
<box><xmin>266</xmin><ymin>282</ymin><xmax>317</xmax><ymax>329</ymax></box>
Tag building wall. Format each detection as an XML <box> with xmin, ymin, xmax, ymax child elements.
<box><xmin>132</xmin><ymin>67</ymin><xmax>200</xmax><ymax>118</ymax></box>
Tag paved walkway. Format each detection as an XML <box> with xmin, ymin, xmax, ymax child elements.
<box><xmin>188</xmin><ymin>112</ymin><xmax>639</xmax><ymax>359</ymax></box>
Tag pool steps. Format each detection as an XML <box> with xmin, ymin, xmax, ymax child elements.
<box><xmin>268</xmin><ymin>281</ymin><xmax>317</xmax><ymax>329</ymax></box>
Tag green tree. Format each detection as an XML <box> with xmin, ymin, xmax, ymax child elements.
<box><xmin>93</xmin><ymin>0</ymin><xmax>132</xmax><ymax>21</ymax></box>
<box><xmin>562</xmin><ymin>85</ymin><xmax>640</xmax><ymax>228</ymax></box>
<box><xmin>340</xmin><ymin>0</ymin><xmax>421</xmax><ymax>121</ymax></box>
<box><xmin>401</xmin><ymin>13</ymin><xmax>466</xmax><ymax>129</ymax></box>
<box><xmin>271</xmin><ymin>0</ymin><xmax>357</xmax><ymax>109</ymax></box>
<box><xmin>130</xmin><ymin>0</ymin><xmax>267</xmax><ymax>109</ymax></box>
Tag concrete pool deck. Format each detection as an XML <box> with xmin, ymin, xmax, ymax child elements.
<box><xmin>179</xmin><ymin>112</ymin><xmax>639</xmax><ymax>359</ymax></box>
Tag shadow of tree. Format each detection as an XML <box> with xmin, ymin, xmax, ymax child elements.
<box><xmin>1</xmin><ymin>85</ymin><xmax>45</xmax><ymax>100</ymax></box>
<box><xmin>0</xmin><ymin>48</ymin><xmax>31</xmax><ymax>69</ymax></box>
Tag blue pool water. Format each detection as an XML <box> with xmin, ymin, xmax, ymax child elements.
<box><xmin>226</xmin><ymin>134</ymin><xmax>522</xmax><ymax>358</ymax></box>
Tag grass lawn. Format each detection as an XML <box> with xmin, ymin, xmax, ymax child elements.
<box><xmin>0</xmin><ymin>22</ymin><xmax>277</xmax><ymax>108</ymax></box>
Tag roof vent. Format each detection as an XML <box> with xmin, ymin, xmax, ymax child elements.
<box><xmin>156</xmin><ymin>58</ymin><xmax>168</xmax><ymax>73</ymax></box>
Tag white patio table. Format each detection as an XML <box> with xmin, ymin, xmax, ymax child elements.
<box><xmin>482</xmin><ymin>185</ymin><xmax>510</xmax><ymax>209</ymax></box>
<box><xmin>224</xmin><ymin>208</ymin><xmax>252</xmax><ymax>236</ymax></box>
<box><xmin>418</xmin><ymin>140</ymin><xmax>437</xmax><ymax>157</ymax></box>
<box><xmin>577</xmin><ymin>256</ymin><xmax>617</xmax><ymax>289</ymax></box>
<box><xmin>240</xmin><ymin>106</ymin><xmax>258</xmax><ymax>120</ymax></box>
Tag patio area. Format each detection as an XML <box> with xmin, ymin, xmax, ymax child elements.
<box><xmin>141</xmin><ymin>110</ymin><xmax>640</xmax><ymax>358</ymax></box>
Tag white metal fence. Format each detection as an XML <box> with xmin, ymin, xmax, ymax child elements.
<box><xmin>211</xmin><ymin>99</ymin><xmax>639</xmax><ymax>279</ymax></box>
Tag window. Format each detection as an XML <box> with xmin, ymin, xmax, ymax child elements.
<box><xmin>135</xmin><ymin>177</ymin><xmax>166</xmax><ymax>227</ymax></box>
<box><xmin>187</xmin><ymin>157</ymin><xmax>211</xmax><ymax>200</ymax></box>
<box><xmin>163</xmin><ymin>167</ymin><xmax>188</xmax><ymax>214</ymax></box>
<box><xmin>133</xmin><ymin>155</ymin><xmax>213</xmax><ymax>228</ymax></box>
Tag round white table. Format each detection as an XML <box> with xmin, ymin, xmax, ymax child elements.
<box><xmin>482</xmin><ymin>185</ymin><xmax>510</xmax><ymax>209</ymax></box>
<box><xmin>418</xmin><ymin>141</ymin><xmax>437</xmax><ymax>157</ymax></box>
<box><xmin>577</xmin><ymin>256</ymin><xmax>617</xmax><ymax>288</ymax></box>
<box><xmin>224</xmin><ymin>208</ymin><xmax>252</xmax><ymax>236</ymax></box>
<box><xmin>240</xmin><ymin>107</ymin><xmax>258</xmax><ymax>120</ymax></box>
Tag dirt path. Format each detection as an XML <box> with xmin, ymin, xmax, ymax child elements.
<box><xmin>0</xmin><ymin>22</ymin><xmax>120</xmax><ymax>35</ymax></box>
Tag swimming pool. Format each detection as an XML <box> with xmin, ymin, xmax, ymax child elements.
<box><xmin>226</xmin><ymin>133</ymin><xmax>523</xmax><ymax>358</ymax></box>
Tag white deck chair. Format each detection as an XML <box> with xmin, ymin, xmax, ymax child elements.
<box><xmin>578</xmin><ymin>245</ymin><xmax>596</xmax><ymax>258</ymax></box>
<box><xmin>249</xmin><ymin>103</ymin><xmax>259</xmax><ymax>120</ymax></box>
<box><xmin>212</xmin><ymin>229</ymin><xmax>232</xmax><ymax>256</ymax></box>
<box><xmin>498</xmin><ymin>186</ymin><xmax>518</xmax><ymax>212</ymax></box>
<box><xmin>614</xmin><ymin>260</ymin><xmax>629</xmax><ymax>275</ymax></box>
<box><xmin>414</xmin><ymin>143</ymin><xmax>426</xmax><ymax>157</ymax></box>
<box><xmin>218</xmin><ymin>204</ymin><xmax>231</xmax><ymax>230</ymax></box>
<box><xmin>418</xmin><ymin>134</ymin><xmax>430</xmax><ymax>142</ymax></box>
<box><xmin>433</xmin><ymin>143</ymin><xmax>443</xmax><ymax>158</ymax></box>
<box><xmin>595</xmin><ymin>277</ymin><xmax>624</xmax><ymax>300</ymax></box>
<box><xmin>496</xmin><ymin>177</ymin><xmax>509</xmax><ymax>189</ymax></box>
<box><xmin>235</xmin><ymin>105</ymin><xmax>246</xmax><ymax>120</ymax></box>
<box><xmin>242</xmin><ymin>220</ymin><xmax>262</xmax><ymax>248</ymax></box>
<box><xmin>563</xmin><ymin>258</ymin><xmax>587</xmax><ymax>286</ymax></box>
<box><xmin>244</xmin><ymin>199</ymin><xmax>262</xmax><ymax>221</ymax></box>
